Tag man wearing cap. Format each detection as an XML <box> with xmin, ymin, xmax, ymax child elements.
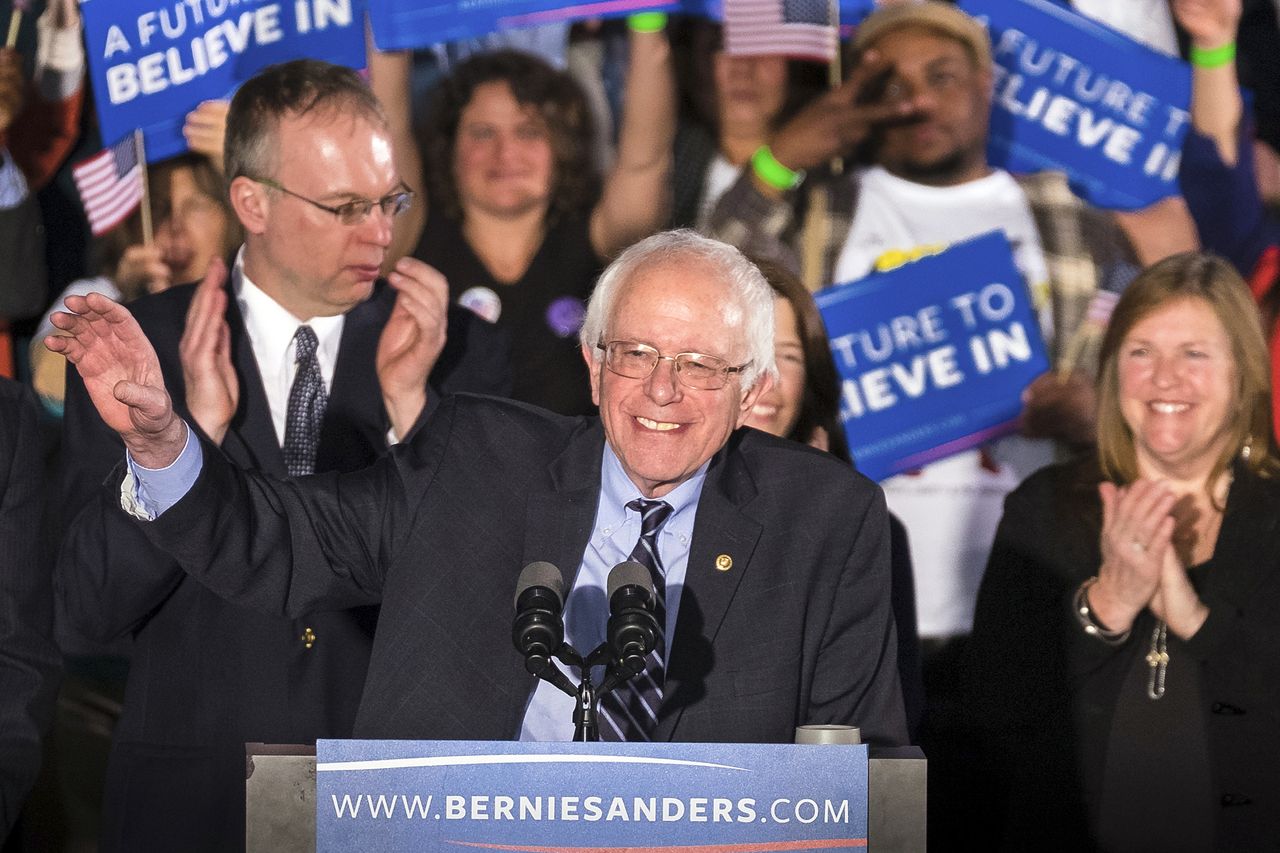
<box><xmin>703</xmin><ymin>2</ymin><xmax>1139</xmax><ymax>837</ymax></box>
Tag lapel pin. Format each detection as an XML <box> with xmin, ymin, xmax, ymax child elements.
<box><xmin>715</xmin><ymin>554</ymin><xmax>733</xmax><ymax>572</ymax></box>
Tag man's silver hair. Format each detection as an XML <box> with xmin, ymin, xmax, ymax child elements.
<box><xmin>580</xmin><ymin>230</ymin><xmax>778</xmax><ymax>387</ymax></box>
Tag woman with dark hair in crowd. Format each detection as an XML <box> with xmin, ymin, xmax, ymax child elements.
<box><xmin>744</xmin><ymin>258</ymin><xmax>923</xmax><ymax>736</ymax></box>
<box><xmin>373</xmin><ymin>24</ymin><xmax>674</xmax><ymax>415</ymax></box>
<box><xmin>30</xmin><ymin>154</ymin><xmax>241</xmax><ymax>413</ymax></box>
<box><xmin>966</xmin><ymin>252</ymin><xmax>1280</xmax><ymax>850</ymax></box>
<box><xmin>667</xmin><ymin>20</ymin><xmax>825</xmax><ymax>233</ymax></box>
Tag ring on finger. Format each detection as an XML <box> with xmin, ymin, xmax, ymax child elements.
<box><xmin>1130</xmin><ymin>539</ymin><xmax>1146</xmax><ymax>554</ymax></box>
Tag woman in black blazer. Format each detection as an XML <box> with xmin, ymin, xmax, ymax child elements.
<box><xmin>966</xmin><ymin>252</ymin><xmax>1280</xmax><ymax>852</ymax></box>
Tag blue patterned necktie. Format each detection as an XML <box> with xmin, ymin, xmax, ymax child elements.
<box><xmin>283</xmin><ymin>325</ymin><xmax>327</xmax><ymax>477</ymax></box>
<box><xmin>599</xmin><ymin>499</ymin><xmax>674</xmax><ymax>741</ymax></box>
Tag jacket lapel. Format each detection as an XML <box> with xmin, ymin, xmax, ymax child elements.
<box><xmin>656</xmin><ymin>435</ymin><xmax>763</xmax><ymax>741</ymax></box>
<box><xmin>317</xmin><ymin>286</ymin><xmax>390</xmax><ymax>473</ymax></box>
<box><xmin>221</xmin><ymin>282</ymin><xmax>288</xmax><ymax>477</ymax></box>
<box><xmin>523</xmin><ymin>420</ymin><xmax>605</xmax><ymax>593</ymax></box>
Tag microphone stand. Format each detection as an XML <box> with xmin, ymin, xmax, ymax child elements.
<box><xmin>524</xmin><ymin>642</ymin><xmax>637</xmax><ymax>742</ymax></box>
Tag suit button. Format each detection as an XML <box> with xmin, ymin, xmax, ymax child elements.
<box><xmin>302</xmin><ymin>627</ymin><xmax>317</xmax><ymax>649</ymax></box>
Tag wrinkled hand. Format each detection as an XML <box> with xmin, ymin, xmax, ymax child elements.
<box><xmin>1092</xmin><ymin>480</ymin><xmax>1178</xmax><ymax>634</ymax></box>
<box><xmin>1171</xmin><ymin>0</ymin><xmax>1241</xmax><ymax>49</ymax></box>
<box><xmin>1150</xmin><ymin>529</ymin><xmax>1210</xmax><ymax>639</ymax></box>
<box><xmin>179</xmin><ymin>259</ymin><xmax>237</xmax><ymax>444</ymax></box>
<box><xmin>116</xmin><ymin>244</ymin><xmax>173</xmax><ymax>296</ymax></box>
<box><xmin>182</xmin><ymin>100</ymin><xmax>229</xmax><ymax>174</ymax></box>
<box><xmin>377</xmin><ymin>258</ymin><xmax>449</xmax><ymax>439</ymax></box>
<box><xmin>1019</xmin><ymin>371</ymin><xmax>1097</xmax><ymax>446</ymax></box>
<box><xmin>45</xmin><ymin>292</ymin><xmax>186</xmax><ymax>467</ymax></box>
<box><xmin>0</xmin><ymin>49</ymin><xmax>24</xmax><ymax>135</ymax></box>
<box><xmin>768</xmin><ymin>50</ymin><xmax>914</xmax><ymax>173</ymax></box>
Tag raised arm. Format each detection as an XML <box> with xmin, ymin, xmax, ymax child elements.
<box><xmin>589</xmin><ymin>23</ymin><xmax>676</xmax><ymax>258</ymax></box>
<box><xmin>1174</xmin><ymin>0</ymin><xmax>1244</xmax><ymax>166</ymax></box>
<box><xmin>367</xmin><ymin>31</ymin><xmax>427</xmax><ymax>270</ymax></box>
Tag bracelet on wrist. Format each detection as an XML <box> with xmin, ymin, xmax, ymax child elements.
<box><xmin>1073</xmin><ymin>577</ymin><xmax>1130</xmax><ymax>646</ymax></box>
<box><xmin>627</xmin><ymin>12</ymin><xmax>667</xmax><ymax>33</ymax></box>
<box><xmin>750</xmin><ymin>145</ymin><xmax>805</xmax><ymax>192</ymax></box>
<box><xmin>1189</xmin><ymin>41</ymin><xmax>1236</xmax><ymax>70</ymax></box>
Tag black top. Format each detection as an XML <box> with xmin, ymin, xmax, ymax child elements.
<box><xmin>965</xmin><ymin>457</ymin><xmax>1280</xmax><ymax>852</ymax></box>
<box><xmin>415</xmin><ymin>211</ymin><xmax>603</xmax><ymax>416</ymax></box>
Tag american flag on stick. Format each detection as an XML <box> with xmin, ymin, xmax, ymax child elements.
<box><xmin>6</xmin><ymin>0</ymin><xmax>31</xmax><ymax>49</ymax></box>
<box><xmin>72</xmin><ymin>131</ymin><xmax>145</xmax><ymax>237</ymax></box>
<box><xmin>723</xmin><ymin>0</ymin><xmax>837</xmax><ymax>63</ymax></box>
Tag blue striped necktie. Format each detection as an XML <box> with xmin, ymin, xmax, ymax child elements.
<box><xmin>599</xmin><ymin>498</ymin><xmax>674</xmax><ymax>741</ymax></box>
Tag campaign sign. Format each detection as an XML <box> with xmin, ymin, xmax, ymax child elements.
<box><xmin>960</xmin><ymin>0</ymin><xmax>1191</xmax><ymax>211</ymax></box>
<box><xmin>316</xmin><ymin>739</ymin><xmax>868</xmax><ymax>851</ymax></box>
<box><xmin>81</xmin><ymin>0</ymin><xmax>367</xmax><ymax>163</ymax></box>
<box><xmin>367</xmin><ymin>0</ymin><xmax>678</xmax><ymax>51</ymax></box>
<box><xmin>817</xmin><ymin>232</ymin><xmax>1049</xmax><ymax>482</ymax></box>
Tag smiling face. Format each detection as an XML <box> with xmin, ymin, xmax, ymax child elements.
<box><xmin>585</xmin><ymin>262</ymin><xmax>770</xmax><ymax>498</ymax></box>
<box><xmin>869</xmin><ymin>27</ymin><xmax>991</xmax><ymax>185</ymax></box>
<box><xmin>746</xmin><ymin>295</ymin><xmax>804</xmax><ymax>438</ymax></box>
<box><xmin>1118</xmin><ymin>297</ymin><xmax>1237</xmax><ymax>481</ymax></box>
<box><xmin>453</xmin><ymin>80</ymin><xmax>555</xmax><ymax>220</ymax></box>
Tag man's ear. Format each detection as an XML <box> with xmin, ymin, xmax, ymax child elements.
<box><xmin>229</xmin><ymin>176</ymin><xmax>269</xmax><ymax>235</ymax></box>
<box><xmin>581</xmin><ymin>343</ymin><xmax>602</xmax><ymax>407</ymax></box>
<box><xmin>736</xmin><ymin>372</ymin><xmax>773</xmax><ymax>427</ymax></box>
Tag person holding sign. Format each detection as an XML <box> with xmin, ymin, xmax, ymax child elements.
<box><xmin>47</xmin><ymin>228</ymin><xmax>908</xmax><ymax>751</ymax></box>
<box><xmin>389</xmin><ymin>20</ymin><xmax>674</xmax><ymax>416</ymax></box>
<box><xmin>967</xmin><ymin>252</ymin><xmax>1280</xmax><ymax>850</ymax></box>
<box><xmin>53</xmin><ymin>60</ymin><xmax>509</xmax><ymax>852</ymax></box>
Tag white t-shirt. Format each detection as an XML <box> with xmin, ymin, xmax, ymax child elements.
<box><xmin>696</xmin><ymin>153</ymin><xmax>744</xmax><ymax>231</ymax></box>
<box><xmin>834</xmin><ymin>165</ymin><xmax>1056</xmax><ymax>639</ymax></box>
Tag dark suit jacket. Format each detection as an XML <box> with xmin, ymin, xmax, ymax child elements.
<box><xmin>135</xmin><ymin>394</ymin><xmax>909</xmax><ymax>747</ymax></box>
<box><xmin>0</xmin><ymin>379</ymin><xmax>59</xmax><ymax>840</ymax></box>
<box><xmin>57</xmin><ymin>279</ymin><xmax>509</xmax><ymax>852</ymax></box>
<box><xmin>965</xmin><ymin>459</ymin><xmax>1280</xmax><ymax>852</ymax></box>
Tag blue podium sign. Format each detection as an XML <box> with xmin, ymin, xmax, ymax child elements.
<box><xmin>960</xmin><ymin>0</ymin><xmax>1192</xmax><ymax>211</ymax></box>
<box><xmin>81</xmin><ymin>0</ymin><xmax>367</xmax><ymax>163</ymax></box>
<box><xmin>316</xmin><ymin>739</ymin><xmax>868</xmax><ymax>851</ymax></box>
<box><xmin>817</xmin><ymin>232</ymin><xmax>1049</xmax><ymax>482</ymax></box>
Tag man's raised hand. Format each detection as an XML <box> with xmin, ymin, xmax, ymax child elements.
<box><xmin>46</xmin><ymin>293</ymin><xmax>187</xmax><ymax>468</ymax></box>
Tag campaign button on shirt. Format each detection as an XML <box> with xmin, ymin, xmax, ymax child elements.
<box><xmin>458</xmin><ymin>286</ymin><xmax>502</xmax><ymax>324</ymax></box>
<box><xmin>546</xmin><ymin>296</ymin><xmax>586</xmax><ymax>338</ymax></box>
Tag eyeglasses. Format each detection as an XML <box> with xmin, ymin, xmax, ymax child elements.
<box><xmin>597</xmin><ymin>341</ymin><xmax>751</xmax><ymax>390</ymax></box>
<box><xmin>252</xmin><ymin>177</ymin><xmax>415</xmax><ymax>225</ymax></box>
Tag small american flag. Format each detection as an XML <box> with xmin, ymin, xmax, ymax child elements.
<box><xmin>1084</xmin><ymin>289</ymin><xmax>1121</xmax><ymax>327</ymax></box>
<box><xmin>723</xmin><ymin>0</ymin><xmax>836</xmax><ymax>63</ymax></box>
<box><xmin>72</xmin><ymin>133</ymin><xmax>144</xmax><ymax>237</ymax></box>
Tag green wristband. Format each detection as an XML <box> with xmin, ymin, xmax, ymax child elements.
<box><xmin>751</xmin><ymin>145</ymin><xmax>804</xmax><ymax>191</ymax></box>
<box><xmin>627</xmin><ymin>12</ymin><xmax>668</xmax><ymax>33</ymax></box>
<box><xmin>1189</xmin><ymin>41</ymin><xmax>1236</xmax><ymax>69</ymax></box>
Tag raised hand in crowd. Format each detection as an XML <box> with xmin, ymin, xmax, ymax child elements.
<box><xmin>178</xmin><ymin>259</ymin><xmax>237</xmax><ymax>444</ymax></box>
<box><xmin>115</xmin><ymin>243</ymin><xmax>173</xmax><ymax>296</ymax></box>
<box><xmin>761</xmin><ymin>50</ymin><xmax>913</xmax><ymax>191</ymax></box>
<box><xmin>1018</xmin><ymin>370</ymin><xmax>1097</xmax><ymax>447</ymax></box>
<box><xmin>377</xmin><ymin>258</ymin><xmax>450</xmax><ymax>439</ymax></box>
<box><xmin>1174</xmin><ymin>0</ymin><xmax>1244</xmax><ymax>165</ymax></box>
<box><xmin>1091</xmin><ymin>479</ymin><xmax>1178</xmax><ymax>635</ymax></box>
<box><xmin>45</xmin><ymin>295</ymin><xmax>185</xmax><ymax>469</ymax></box>
<box><xmin>182</xmin><ymin>99</ymin><xmax>230</xmax><ymax>174</ymax></box>
<box><xmin>0</xmin><ymin>48</ymin><xmax>23</xmax><ymax>134</ymax></box>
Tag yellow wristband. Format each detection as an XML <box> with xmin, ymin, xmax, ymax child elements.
<box><xmin>751</xmin><ymin>145</ymin><xmax>804</xmax><ymax>191</ymax></box>
<box><xmin>1189</xmin><ymin>41</ymin><xmax>1236</xmax><ymax>69</ymax></box>
<box><xmin>627</xmin><ymin>12</ymin><xmax>668</xmax><ymax>33</ymax></box>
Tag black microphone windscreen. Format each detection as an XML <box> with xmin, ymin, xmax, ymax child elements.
<box><xmin>514</xmin><ymin>561</ymin><xmax>565</xmax><ymax>608</ymax></box>
<box><xmin>607</xmin><ymin>561</ymin><xmax>653</xmax><ymax>602</ymax></box>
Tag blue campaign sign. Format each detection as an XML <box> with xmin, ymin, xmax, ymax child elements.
<box><xmin>818</xmin><ymin>232</ymin><xmax>1049</xmax><ymax>482</ymax></box>
<box><xmin>960</xmin><ymin>0</ymin><xmax>1192</xmax><ymax>211</ymax></box>
<box><xmin>367</xmin><ymin>0</ymin><xmax>678</xmax><ymax>51</ymax></box>
<box><xmin>316</xmin><ymin>739</ymin><xmax>868</xmax><ymax>851</ymax></box>
<box><xmin>80</xmin><ymin>0</ymin><xmax>367</xmax><ymax>163</ymax></box>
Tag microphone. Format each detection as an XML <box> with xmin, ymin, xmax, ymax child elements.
<box><xmin>605</xmin><ymin>561</ymin><xmax>660</xmax><ymax>678</ymax></box>
<box><xmin>512</xmin><ymin>561</ymin><xmax>566</xmax><ymax>676</ymax></box>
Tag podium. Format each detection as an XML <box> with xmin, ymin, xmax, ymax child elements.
<box><xmin>246</xmin><ymin>743</ymin><xmax>926</xmax><ymax>852</ymax></box>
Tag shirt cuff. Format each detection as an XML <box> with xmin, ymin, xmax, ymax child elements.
<box><xmin>0</xmin><ymin>148</ymin><xmax>29</xmax><ymax>209</ymax></box>
<box><xmin>120</xmin><ymin>423</ymin><xmax>203</xmax><ymax>520</ymax></box>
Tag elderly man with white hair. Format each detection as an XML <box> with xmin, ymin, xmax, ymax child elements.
<box><xmin>47</xmin><ymin>229</ymin><xmax>908</xmax><ymax>746</ymax></box>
